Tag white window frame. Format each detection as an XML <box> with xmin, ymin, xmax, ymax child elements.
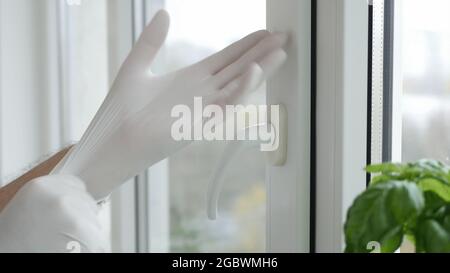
<box><xmin>266</xmin><ymin>0</ymin><xmax>312</xmax><ymax>253</ymax></box>
<box><xmin>314</xmin><ymin>0</ymin><xmax>402</xmax><ymax>253</ymax></box>
<box><xmin>391</xmin><ymin>0</ymin><xmax>403</xmax><ymax>163</ymax></box>
<box><xmin>315</xmin><ymin>0</ymin><xmax>369</xmax><ymax>252</ymax></box>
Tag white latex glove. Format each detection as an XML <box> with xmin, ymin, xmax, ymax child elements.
<box><xmin>0</xmin><ymin>175</ymin><xmax>106</xmax><ymax>253</ymax></box>
<box><xmin>53</xmin><ymin>10</ymin><xmax>287</xmax><ymax>200</ymax></box>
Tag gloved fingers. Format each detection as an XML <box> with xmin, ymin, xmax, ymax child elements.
<box><xmin>211</xmin><ymin>32</ymin><xmax>288</xmax><ymax>89</ymax></box>
<box><xmin>209</xmin><ymin>47</ymin><xmax>287</xmax><ymax>107</ymax></box>
<box><xmin>123</xmin><ymin>9</ymin><xmax>170</xmax><ymax>75</ymax></box>
<box><xmin>209</xmin><ymin>63</ymin><xmax>264</xmax><ymax>107</ymax></box>
<box><xmin>190</xmin><ymin>29</ymin><xmax>269</xmax><ymax>76</ymax></box>
<box><xmin>205</xmin><ymin>48</ymin><xmax>287</xmax><ymax>104</ymax></box>
<box><xmin>256</xmin><ymin>48</ymin><xmax>288</xmax><ymax>79</ymax></box>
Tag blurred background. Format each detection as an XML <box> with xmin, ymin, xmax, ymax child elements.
<box><xmin>154</xmin><ymin>0</ymin><xmax>267</xmax><ymax>253</ymax></box>
<box><xmin>401</xmin><ymin>0</ymin><xmax>450</xmax><ymax>163</ymax></box>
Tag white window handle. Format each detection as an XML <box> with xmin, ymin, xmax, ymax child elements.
<box><xmin>206</xmin><ymin>104</ymin><xmax>288</xmax><ymax>220</ymax></box>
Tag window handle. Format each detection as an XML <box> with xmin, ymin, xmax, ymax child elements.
<box><xmin>206</xmin><ymin>104</ymin><xmax>287</xmax><ymax>220</ymax></box>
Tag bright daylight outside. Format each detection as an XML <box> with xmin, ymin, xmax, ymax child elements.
<box><xmin>155</xmin><ymin>0</ymin><xmax>267</xmax><ymax>252</ymax></box>
<box><xmin>402</xmin><ymin>0</ymin><xmax>450</xmax><ymax>163</ymax></box>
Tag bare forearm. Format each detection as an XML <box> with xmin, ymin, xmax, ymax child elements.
<box><xmin>0</xmin><ymin>146</ymin><xmax>73</xmax><ymax>213</ymax></box>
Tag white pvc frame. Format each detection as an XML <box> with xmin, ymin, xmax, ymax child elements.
<box><xmin>391</xmin><ymin>0</ymin><xmax>403</xmax><ymax>163</ymax></box>
<box><xmin>266</xmin><ymin>0</ymin><xmax>311</xmax><ymax>253</ymax></box>
<box><xmin>315</xmin><ymin>0</ymin><xmax>369</xmax><ymax>252</ymax></box>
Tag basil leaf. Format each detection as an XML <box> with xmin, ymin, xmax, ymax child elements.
<box><xmin>415</xmin><ymin>218</ymin><xmax>450</xmax><ymax>253</ymax></box>
<box><xmin>370</xmin><ymin>175</ymin><xmax>395</xmax><ymax>186</ymax></box>
<box><xmin>423</xmin><ymin>191</ymin><xmax>448</xmax><ymax>216</ymax></box>
<box><xmin>344</xmin><ymin>181</ymin><xmax>424</xmax><ymax>253</ymax></box>
<box><xmin>366</xmin><ymin>160</ymin><xmax>450</xmax><ymax>185</ymax></box>
<box><xmin>419</xmin><ymin>178</ymin><xmax>450</xmax><ymax>202</ymax></box>
<box><xmin>365</xmin><ymin>163</ymin><xmax>403</xmax><ymax>174</ymax></box>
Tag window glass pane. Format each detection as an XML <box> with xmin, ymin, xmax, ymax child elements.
<box><xmin>401</xmin><ymin>0</ymin><xmax>450</xmax><ymax>163</ymax></box>
<box><xmin>151</xmin><ymin>0</ymin><xmax>266</xmax><ymax>252</ymax></box>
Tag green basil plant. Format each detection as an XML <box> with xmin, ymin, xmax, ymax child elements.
<box><xmin>344</xmin><ymin>159</ymin><xmax>450</xmax><ymax>253</ymax></box>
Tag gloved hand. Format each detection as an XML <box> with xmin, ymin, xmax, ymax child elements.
<box><xmin>52</xmin><ymin>10</ymin><xmax>287</xmax><ymax>200</ymax></box>
<box><xmin>0</xmin><ymin>175</ymin><xmax>106</xmax><ymax>253</ymax></box>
